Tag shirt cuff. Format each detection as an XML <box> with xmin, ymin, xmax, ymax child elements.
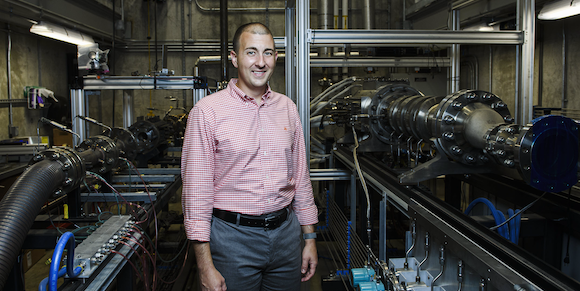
<box><xmin>295</xmin><ymin>204</ymin><xmax>319</xmax><ymax>226</ymax></box>
<box><xmin>184</xmin><ymin>218</ymin><xmax>212</xmax><ymax>242</ymax></box>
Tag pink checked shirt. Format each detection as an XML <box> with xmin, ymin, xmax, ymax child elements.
<box><xmin>181</xmin><ymin>79</ymin><xmax>318</xmax><ymax>242</ymax></box>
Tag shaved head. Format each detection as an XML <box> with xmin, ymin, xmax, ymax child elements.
<box><xmin>233</xmin><ymin>22</ymin><xmax>274</xmax><ymax>54</ymax></box>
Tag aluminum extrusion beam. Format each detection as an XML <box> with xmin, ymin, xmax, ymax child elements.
<box><xmin>309</xmin><ymin>29</ymin><xmax>523</xmax><ymax>45</ymax></box>
<box><xmin>83</xmin><ymin>76</ymin><xmax>201</xmax><ymax>90</ymax></box>
<box><xmin>309</xmin><ymin>169</ymin><xmax>352</xmax><ymax>181</ymax></box>
<box><xmin>332</xmin><ymin>146</ymin><xmax>580</xmax><ymax>290</ymax></box>
<box><xmin>516</xmin><ymin>0</ymin><xmax>535</xmax><ymax>124</ymax></box>
<box><xmin>285</xmin><ymin>7</ymin><xmax>296</xmax><ymax>102</ymax></box>
<box><xmin>70</xmin><ymin>89</ymin><xmax>85</xmax><ymax>147</ymax></box>
<box><xmin>310</xmin><ymin>57</ymin><xmax>451</xmax><ymax>67</ymax></box>
<box><xmin>297</xmin><ymin>0</ymin><xmax>311</xmax><ymax>162</ymax></box>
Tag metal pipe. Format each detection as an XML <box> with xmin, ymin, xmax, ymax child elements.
<box><xmin>562</xmin><ymin>24</ymin><xmax>567</xmax><ymax>109</ymax></box>
<box><xmin>70</xmin><ymin>89</ymin><xmax>86</xmax><ymax>146</ymax></box>
<box><xmin>318</xmin><ymin>0</ymin><xmax>332</xmax><ymax>61</ymax></box>
<box><xmin>431</xmin><ymin>245</ymin><xmax>445</xmax><ymax>291</ymax></box>
<box><xmin>450</xmin><ymin>9</ymin><xmax>460</xmax><ymax>93</ymax></box>
<box><xmin>342</xmin><ymin>0</ymin><xmax>348</xmax><ymax>29</ymax></box>
<box><xmin>220</xmin><ymin>0</ymin><xmax>228</xmax><ymax>82</ymax></box>
<box><xmin>195</xmin><ymin>0</ymin><xmax>285</xmax><ymax>12</ymax></box>
<box><xmin>416</xmin><ymin>232</ymin><xmax>429</xmax><ymax>282</ymax></box>
<box><xmin>404</xmin><ymin>220</ymin><xmax>416</xmax><ymax>270</ymax></box>
<box><xmin>7</xmin><ymin>26</ymin><xmax>13</xmax><ymax>130</ymax></box>
<box><xmin>363</xmin><ymin>0</ymin><xmax>374</xmax><ymax>30</ymax></box>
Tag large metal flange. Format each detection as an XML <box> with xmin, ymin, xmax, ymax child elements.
<box><xmin>129</xmin><ymin>120</ymin><xmax>161</xmax><ymax>153</ymax></box>
<box><xmin>434</xmin><ymin>90</ymin><xmax>512</xmax><ymax>166</ymax></box>
<box><xmin>77</xmin><ymin>135</ymin><xmax>120</xmax><ymax>173</ymax></box>
<box><xmin>109</xmin><ymin>128</ymin><xmax>138</xmax><ymax>161</ymax></box>
<box><xmin>30</xmin><ymin>147</ymin><xmax>85</xmax><ymax>194</ymax></box>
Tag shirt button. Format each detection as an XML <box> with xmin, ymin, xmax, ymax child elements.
<box><xmin>264</xmin><ymin>151</ymin><xmax>268</xmax><ymax>156</ymax></box>
<box><xmin>265</xmin><ymin>175</ymin><xmax>269</xmax><ymax>179</ymax></box>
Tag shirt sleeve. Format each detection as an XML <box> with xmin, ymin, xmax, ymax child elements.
<box><xmin>290</xmin><ymin>103</ymin><xmax>319</xmax><ymax>226</ymax></box>
<box><xmin>181</xmin><ymin>105</ymin><xmax>216</xmax><ymax>242</ymax></box>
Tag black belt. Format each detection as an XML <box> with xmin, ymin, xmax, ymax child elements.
<box><xmin>212</xmin><ymin>207</ymin><xmax>289</xmax><ymax>230</ymax></box>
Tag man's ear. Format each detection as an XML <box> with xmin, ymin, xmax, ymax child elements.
<box><xmin>275</xmin><ymin>51</ymin><xmax>278</xmax><ymax>62</ymax></box>
<box><xmin>230</xmin><ymin>51</ymin><xmax>238</xmax><ymax>68</ymax></box>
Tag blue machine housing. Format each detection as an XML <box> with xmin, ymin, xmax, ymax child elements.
<box><xmin>518</xmin><ymin>115</ymin><xmax>579</xmax><ymax>193</ymax></box>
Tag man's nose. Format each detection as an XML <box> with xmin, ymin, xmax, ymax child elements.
<box><xmin>256</xmin><ymin>54</ymin><xmax>266</xmax><ymax>67</ymax></box>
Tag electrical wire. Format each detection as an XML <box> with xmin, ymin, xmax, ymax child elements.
<box><xmin>110</xmin><ymin>250</ymin><xmax>146</xmax><ymax>286</ymax></box>
<box><xmin>119</xmin><ymin>157</ymin><xmax>159</xmax><ymax>290</ymax></box>
<box><xmin>490</xmin><ymin>192</ymin><xmax>547</xmax><ymax>231</ymax></box>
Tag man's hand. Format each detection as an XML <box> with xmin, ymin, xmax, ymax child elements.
<box><xmin>199</xmin><ymin>266</ymin><xmax>227</xmax><ymax>291</ymax></box>
<box><xmin>301</xmin><ymin>238</ymin><xmax>318</xmax><ymax>282</ymax></box>
<box><xmin>193</xmin><ymin>241</ymin><xmax>227</xmax><ymax>291</ymax></box>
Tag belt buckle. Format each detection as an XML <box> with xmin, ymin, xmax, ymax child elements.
<box><xmin>264</xmin><ymin>215</ymin><xmax>279</xmax><ymax>230</ymax></box>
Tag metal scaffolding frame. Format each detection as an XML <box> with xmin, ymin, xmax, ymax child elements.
<box><xmin>288</xmin><ymin>0</ymin><xmax>535</xmax><ymax>157</ymax></box>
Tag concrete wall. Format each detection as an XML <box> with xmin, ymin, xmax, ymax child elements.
<box><xmin>1</xmin><ymin>0</ymin><xmax>580</xmax><ymax>141</ymax></box>
<box><xmin>0</xmin><ymin>24</ymin><xmax>76</xmax><ymax>141</ymax></box>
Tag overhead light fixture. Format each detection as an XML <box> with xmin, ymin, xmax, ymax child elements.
<box><xmin>462</xmin><ymin>23</ymin><xmax>497</xmax><ymax>31</ymax></box>
<box><xmin>30</xmin><ymin>21</ymin><xmax>94</xmax><ymax>46</ymax></box>
<box><xmin>538</xmin><ymin>0</ymin><xmax>580</xmax><ymax>20</ymax></box>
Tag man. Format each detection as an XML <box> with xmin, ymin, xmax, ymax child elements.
<box><xmin>181</xmin><ymin>22</ymin><xmax>318</xmax><ymax>291</ymax></box>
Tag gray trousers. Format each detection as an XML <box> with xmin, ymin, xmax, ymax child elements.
<box><xmin>209</xmin><ymin>210</ymin><xmax>302</xmax><ymax>291</ymax></box>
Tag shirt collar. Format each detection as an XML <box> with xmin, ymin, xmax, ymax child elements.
<box><xmin>228</xmin><ymin>79</ymin><xmax>273</xmax><ymax>103</ymax></box>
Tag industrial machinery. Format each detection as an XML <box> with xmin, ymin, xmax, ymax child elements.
<box><xmin>0</xmin><ymin>117</ymin><xmax>186</xmax><ymax>291</ymax></box>
<box><xmin>311</xmin><ymin>77</ymin><xmax>580</xmax><ymax>291</ymax></box>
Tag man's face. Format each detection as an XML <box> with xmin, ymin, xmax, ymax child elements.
<box><xmin>231</xmin><ymin>31</ymin><xmax>278</xmax><ymax>95</ymax></box>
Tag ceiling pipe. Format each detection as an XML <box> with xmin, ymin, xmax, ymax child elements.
<box><xmin>196</xmin><ymin>0</ymin><xmax>285</xmax><ymax>12</ymax></box>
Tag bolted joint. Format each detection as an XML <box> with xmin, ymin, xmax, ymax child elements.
<box><xmin>62</xmin><ymin>163</ymin><xmax>71</xmax><ymax>170</ymax></box>
<box><xmin>494</xmin><ymin>101</ymin><xmax>506</xmax><ymax>109</ymax></box>
<box><xmin>443</xmin><ymin>132</ymin><xmax>455</xmax><ymax>141</ymax></box>
<box><xmin>452</xmin><ymin>101</ymin><xmax>463</xmax><ymax>110</ymax></box>
<box><xmin>504</xmin><ymin>115</ymin><xmax>515</xmax><ymax>123</ymax></box>
<box><xmin>496</xmin><ymin>150</ymin><xmax>506</xmax><ymax>157</ymax></box>
<box><xmin>451</xmin><ymin>146</ymin><xmax>463</xmax><ymax>155</ymax></box>
<box><xmin>33</xmin><ymin>154</ymin><xmax>44</xmax><ymax>162</ymax></box>
<box><xmin>504</xmin><ymin>159</ymin><xmax>515</xmax><ymax>167</ymax></box>
<box><xmin>497</xmin><ymin>137</ymin><xmax>506</xmax><ymax>143</ymax></box>
<box><xmin>465</xmin><ymin>155</ymin><xmax>475</xmax><ymax>163</ymax></box>
<box><xmin>479</xmin><ymin>155</ymin><xmax>489</xmax><ymax>163</ymax></box>
<box><xmin>466</xmin><ymin>93</ymin><xmax>477</xmax><ymax>100</ymax></box>
<box><xmin>107</xmin><ymin>158</ymin><xmax>115</xmax><ymax>165</ymax></box>
<box><xmin>63</xmin><ymin>178</ymin><xmax>73</xmax><ymax>186</ymax></box>
<box><xmin>444</xmin><ymin>115</ymin><xmax>455</xmax><ymax>124</ymax></box>
<box><xmin>482</xmin><ymin>93</ymin><xmax>492</xmax><ymax>100</ymax></box>
<box><xmin>51</xmin><ymin>153</ymin><xmax>60</xmax><ymax>160</ymax></box>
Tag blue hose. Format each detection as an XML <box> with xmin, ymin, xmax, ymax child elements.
<box><xmin>465</xmin><ymin>198</ymin><xmax>521</xmax><ymax>244</ymax></box>
<box><xmin>48</xmin><ymin>232</ymin><xmax>82</xmax><ymax>291</ymax></box>
<box><xmin>39</xmin><ymin>266</ymin><xmax>82</xmax><ymax>291</ymax></box>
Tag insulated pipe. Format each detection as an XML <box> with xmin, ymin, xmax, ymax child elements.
<box><xmin>220</xmin><ymin>0</ymin><xmax>228</xmax><ymax>82</ymax></box>
<box><xmin>0</xmin><ymin>160</ymin><xmax>67</xmax><ymax>290</ymax></box>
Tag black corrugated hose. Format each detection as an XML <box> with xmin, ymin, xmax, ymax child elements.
<box><xmin>0</xmin><ymin>160</ymin><xmax>66</xmax><ymax>289</ymax></box>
